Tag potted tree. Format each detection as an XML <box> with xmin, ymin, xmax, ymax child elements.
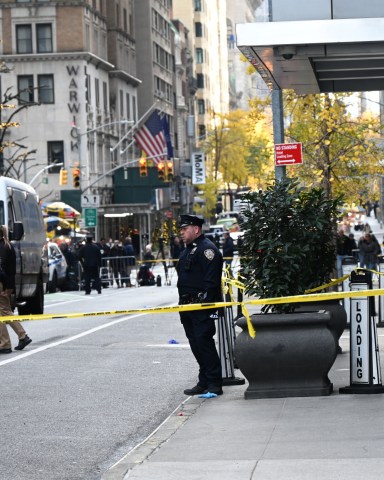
<box><xmin>235</xmin><ymin>178</ymin><xmax>346</xmax><ymax>399</ymax></box>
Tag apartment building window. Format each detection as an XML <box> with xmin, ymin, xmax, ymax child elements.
<box><xmin>95</xmin><ymin>78</ymin><xmax>100</xmax><ymax>109</ymax></box>
<box><xmin>198</xmin><ymin>99</ymin><xmax>205</xmax><ymax>114</ymax></box>
<box><xmin>36</xmin><ymin>24</ymin><xmax>52</xmax><ymax>53</ymax></box>
<box><xmin>16</xmin><ymin>25</ymin><xmax>32</xmax><ymax>54</ymax></box>
<box><xmin>38</xmin><ymin>75</ymin><xmax>54</xmax><ymax>103</ymax></box>
<box><xmin>198</xmin><ymin>125</ymin><xmax>206</xmax><ymax>138</ymax></box>
<box><xmin>116</xmin><ymin>4</ymin><xmax>120</xmax><ymax>28</ymax></box>
<box><xmin>47</xmin><ymin>141</ymin><xmax>64</xmax><ymax>173</ymax></box>
<box><xmin>132</xmin><ymin>96</ymin><xmax>136</xmax><ymax>122</ymax></box>
<box><xmin>195</xmin><ymin>22</ymin><xmax>203</xmax><ymax>38</ymax></box>
<box><xmin>196</xmin><ymin>48</ymin><xmax>203</xmax><ymax>64</ymax></box>
<box><xmin>197</xmin><ymin>73</ymin><xmax>204</xmax><ymax>88</ymax></box>
<box><xmin>194</xmin><ymin>0</ymin><xmax>202</xmax><ymax>11</ymax></box>
<box><xmin>120</xmin><ymin>90</ymin><xmax>124</xmax><ymax>117</ymax></box>
<box><xmin>123</xmin><ymin>8</ymin><xmax>128</xmax><ymax>31</ymax></box>
<box><xmin>126</xmin><ymin>93</ymin><xmax>130</xmax><ymax>120</ymax></box>
<box><xmin>17</xmin><ymin>75</ymin><xmax>34</xmax><ymax>104</ymax></box>
<box><xmin>103</xmin><ymin>81</ymin><xmax>108</xmax><ymax>113</ymax></box>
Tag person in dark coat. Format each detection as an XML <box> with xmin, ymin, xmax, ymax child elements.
<box><xmin>176</xmin><ymin>214</ymin><xmax>223</xmax><ymax>396</ymax></box>
<box><xmin>0</xmin><ymin>225</ymin><xmax>32</xmax><ymax>353</ymax></box>
<box><xmin>78</xmin><ymin>235</ymin><xmax>102</xmax><ymax>294</ymax></box>
<box><xmin>222</xmin><ymin>232</ymin><xmax>235</xmax><ymax>276</ymax></box>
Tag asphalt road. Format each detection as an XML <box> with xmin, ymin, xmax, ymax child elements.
<box><xmin>1</xmin><ymin>278</ymin><xmax>197</xmax><ymax>479</ymax></box>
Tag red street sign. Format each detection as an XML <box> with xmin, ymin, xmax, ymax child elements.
<box><xmin>274</xmin><ymin>142</ymin><xmax>303</xmax><ymax>166</ymax></box>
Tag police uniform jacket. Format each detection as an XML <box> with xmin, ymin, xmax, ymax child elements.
<box><xmin>176</xmin><ymin>234</ymin><xmax>223</xmax><ymax>303</ymax></box>
<box><xmin>78</xmin><ymin>242</ymin><xmax>102</xmax><ymax>268</ymax></box>
<box><xmin>0</xmin><ymin>239</ymin><xmax>16</xmax><ymax>290</ymax></box>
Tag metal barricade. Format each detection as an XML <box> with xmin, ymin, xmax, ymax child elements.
<box><xmin>101</xmin><ymin>256</ymin><xmax>137</xmax><ymax>288</ymax></box>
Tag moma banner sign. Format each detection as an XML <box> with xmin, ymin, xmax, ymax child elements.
<box><xmin>192</xmin><ymin>152</ymin><xmax>206</xmax><ymax>185</ymax></box>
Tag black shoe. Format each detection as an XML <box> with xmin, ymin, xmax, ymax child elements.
<box><xmin>14</xmin><ymin>335</ymin><xmax>32</xmax><ymax>351</ymax></box>
<box><xmin>204</xmin><ymin>387</ymin><xmax>223</xmax><ymax>396</ymax></box>
<box><xmin>0</xmin><ymin>348</ymin><xmax>12</xmax><ymax>354</ymax></box>
<box><xmin>85</xmin><ymin>292</ymin><xmax>91</xmax><ymax>295</ymax></box>
<box><xmin>183</xmin><ymin>385</ymin><xmax>206</xmax><ymax>396</ymax></box>
<box><xmin>98</xmin><ymin>290</ymin><xmax>102</xmax><ymax>294</ymax></box>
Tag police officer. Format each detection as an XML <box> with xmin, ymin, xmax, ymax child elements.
<box><xmin>176</xmin><ymin>214</ymin><xmax>223</xmax><ymax>396</ymax></box>
<box><xmin>78</xmin><ymin>235</ymin><xmax>102</xmax><ymax>295</ymax></box>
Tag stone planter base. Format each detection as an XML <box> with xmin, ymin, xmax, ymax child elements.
<box><xmin>235</xmin><ymin>311</ymin><xmax>337</xmax><ymax>399</ymax></box>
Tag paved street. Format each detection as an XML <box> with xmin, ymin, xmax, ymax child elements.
<box><xmin>0</xmin><ymin>276</ymin><xmax>198</xmax><ymax>480</ymax></box>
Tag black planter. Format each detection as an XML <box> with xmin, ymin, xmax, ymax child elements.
<box><xmin>295</xmin><ymin>300</ymin><xmax>347</xmax><ymax>353</ymax></box>
<box><xmin>235</xmin><ymin>311</ymin><xmax>338</xmax><ymax>399</ymax></box>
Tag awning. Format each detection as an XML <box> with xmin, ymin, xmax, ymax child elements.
<box><xmin>236</xmin><ymin>17</ymin><xmax>384</xmax><ymax>94</ymax></box>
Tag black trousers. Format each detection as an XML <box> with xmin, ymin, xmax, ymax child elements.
<box><xmin>84</xmin><ymin>266</ymin><xmax>101</xmax><ymax>293</ymax></box>
<box><xmin>180</xmin><ymin>309</ymin><xmax>222</xmax><ymax>389</ymax></box>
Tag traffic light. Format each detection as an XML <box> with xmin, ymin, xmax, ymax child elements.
<box><xmin>139</xmin><ymin>157</ymin><xmax>148</xmax><ymax>177</ymax></box>
<box><xmin>166</xmin><ymin>160</ymin><xmax>174</xmax><ymax>182</ymax></box>
<box><xmin>72</xmin><ymin>167</ymin><xmax>81</xmax><ymax>188</ymax></box>
<box><xmin>157</xmin><ymin>161</ymin><xmax>165</xmax><ymax>181</ymax></box>
<box><xmin>59</xmin><ymin>168</ymin><xmax>68</xmax><ymax>185</ymax></box>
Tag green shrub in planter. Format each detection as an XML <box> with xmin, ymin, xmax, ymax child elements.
<box><xmin>239</xmin><ymin>178</ymin><xmax>342</xmax><ymax>313</ymax></box>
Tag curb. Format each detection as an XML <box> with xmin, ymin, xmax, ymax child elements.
<box><xmin>101</xmin><ymin>396</ymin><xmax>203</xmax><ymax>480</ymax></box>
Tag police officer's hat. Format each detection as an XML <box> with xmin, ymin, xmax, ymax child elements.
<box><xmin>178</xmin><ymin>214</ymin><xmax>205</xmax><ymax>228</ymax></box>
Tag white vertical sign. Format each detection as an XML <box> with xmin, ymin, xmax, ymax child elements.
<box><xmin>192</xmin><ymin>152</ymin><xmax>206</xmax><ymax>185</ymax></box>
<box><xmin>350</xmin><ymin>286</ymin><xmax>369</xmax><ymax>384</ymax></box>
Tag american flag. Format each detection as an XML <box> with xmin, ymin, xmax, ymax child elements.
<box><xmin>134</xmin><ymin>110</ymin><xmax>167</xmax><ymax>165</ymax></box>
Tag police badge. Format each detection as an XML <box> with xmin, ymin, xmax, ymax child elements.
<box><xmin>204</xmin><ymin>249</ymin><xmax>215</xmax><ymax>260</ymax></box>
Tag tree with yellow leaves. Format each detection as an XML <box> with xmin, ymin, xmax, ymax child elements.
<box><xmin>284</xmin><ymin>92</ymin><xmax>384</xmax><ymax>202</ymax></box>
<box><xmin>198</xmin><ymin>102</ymin><xmax>275</xmax><ymax>218</ymax></box>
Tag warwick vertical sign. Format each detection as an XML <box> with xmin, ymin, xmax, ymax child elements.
<box><xmin>192</xmin><ymin>152</ymin><xmax>206</xmax><ymax>185</ymax></box>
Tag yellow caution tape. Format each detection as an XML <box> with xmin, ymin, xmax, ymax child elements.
<box><xmin>2</xmin><ymin>267</ymin><xmax>384</xmax><ymax>342</ymax></box>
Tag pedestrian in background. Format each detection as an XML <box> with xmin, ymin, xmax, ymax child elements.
<box><xmin>348</xmin><ymin>233</ymin><xmax>359</xmax><ymax>261</ymax></box>
<box><xmin>358</xmin><ymin>232</ymin><xmax>381</xmax><ymax>271</ymax></box>
<box><xmin>170</xmin><ymin>236</ymin><xmax>184</xmax><ymax>267</ymax></box>
<box><xmin>109</xmin><ymin>240</ymin><xmax>126</xmax><ymax>288</ymax></box>
<box><xmin>222</xmin><ymin>231</ymin><xmax>234</xmax><ymax>277</ymax></box>
<box><xmin>123</xmin><ymin>237</ymin><xmax>135</xmax><ymax>287</ymax></box>
<box><xmin>78</xmin><ymin>235</ymin><xmax>102</xmax><ymax>294</ymax></box>
<box><xmin>177</xmin><ymin>214</ymin><xmax>223</xmax><ymax>396</ymax></box>
<box><xmin>336</xmin><ymin>229</ymin><xmax>353</xmax><ymax>277</ymax></box>
<box><xmin>0</xmin><ymin>225</ymin><xmax>32</xmax><ymax>353</ymax></box>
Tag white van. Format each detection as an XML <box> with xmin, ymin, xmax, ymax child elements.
<box><xmin>0</xmin><ymin>178</ymin><xmax>48</xmax><ymax>314</ymax></box>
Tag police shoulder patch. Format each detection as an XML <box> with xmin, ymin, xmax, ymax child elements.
<box><xmin>204</xmin><ymin>249</ymin><xmax>215</xmax><ymax>260</ymax></box>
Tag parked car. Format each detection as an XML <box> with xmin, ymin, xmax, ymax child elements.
<box><xmin>47</xmin><ymin>242</ymin><xmax>68</xmax><ymax>293</ymax></box>
<box><xmin>216</xmin><ymin>217</ymin><xmax>239</xmax><ymax>231</ymax></box>
<box><xmin>205</xmin><ymin>224</ymin><xmax>228</xmax><ymax>247</ymax></box>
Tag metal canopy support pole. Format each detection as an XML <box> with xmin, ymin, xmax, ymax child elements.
<box><xmin>272</xmin><ymin>89</ymin><xmax>286</xmax><ymax>181</ymax></box>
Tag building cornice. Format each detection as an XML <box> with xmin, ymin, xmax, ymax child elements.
<box><xmin>0</xmin><ymin>52</ymin><xmax>115</xmax><ymax>71</ymax></box>
<box><xmin>109</xmin><ymin>70</ymin><xmax>141</xmax><ymax>87</ymax></box>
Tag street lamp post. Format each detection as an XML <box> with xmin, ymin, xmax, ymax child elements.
<box><xmin>29</xmin><ymin>163</ymin><xmax>64</xmax><ymax>187</ymax></box>
<box><xmin>73</xmin><ymin>120</ymin><xmax>133</xmax><ymax>191</ymax></box>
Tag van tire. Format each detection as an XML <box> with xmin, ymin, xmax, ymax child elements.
<box><xmin>18</xmin><ymin>279</ymin><xmax>44</xmax><ymax>315</ymax></box>
<box><xmin>47</xmin><ymin>271</ymin><xmax>57</xmax><ymax>293</ymax></box>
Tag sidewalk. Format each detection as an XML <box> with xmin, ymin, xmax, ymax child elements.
<box><xmin>102</xmin><ymin>214</ymin><xmax>384</xmax><ymax>480</ymax></box>
<box><xmin>104</xmin><ymin>328</ymin><xmax>384</xmax><ymax>480</ymax></box>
